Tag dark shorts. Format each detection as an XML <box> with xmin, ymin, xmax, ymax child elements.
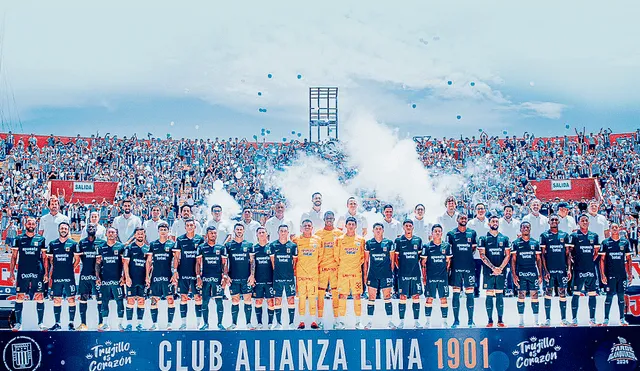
<box><xmin>483</xmin><ymin>274</ymin><xmax>506</xmax><ymax>291</ymax></box>
<box><xmin>573</xmin><ymin>272</ymin><xmax>597</xmax><ymax>292</ymax></box>
<box><xmin>16</xmin><ymin>273</ymin><xmax>44</xmax><ymax>296</ymax></box>
<box><xmin>273</xmin><ymin>279</ymin><xmax>296</xmax><ymax>298</ymax></box>
<box><xmin>367</xmin><ymin>277</ymin><xmax>394</xmax><ymax>291</ymax></box>
<box><xmin>229</xmin><ymin>279</ymin><xmax>253</xmax><ymax>296</ymax></box>
<box><xmin>202</xmin><ymin>277</ymin><xmax>224</xmax><ymax>299</ymax></box>
<box><xmin>398</xmin><ymin>278</ymin><xmax>423</xmax><ymax>297</ymax></box>
<box><xmin>127</xmin><ymin>284</ymin><xmax>146</xmax><ymax>298</ymax></box>
<box><xmin>606</xmin><ymin>277</ymin><xmax>627</xmax><ymax>295</ymax></box>
<box><xmin>149</xmin><ymin>279</ymin><xmax>173</xmax><ymax>299</ymax></box>
<box><xmin>100</xmin><ymin>285</ymin><xmax>124</xmax><ymax>301</ymax></box>
<box><xmin>78</xmin><ymin>276</ymin><xmax>99</xmax><ymax>297</ymax></box>
<box><xmin>52</xmin><ymin>281</ymin><xmax>76</xmax><ymax>298</ymax></box>
<box><xmin>451</xmin><ymin>271</ymin><xmax>475</xmax><ymax>289</ymax></box>
<box><xmin>426</xmin><ymin>281</ymin><xmax>449</xmax><ymax>298</ymax></box>
<box><xmin>178</xmin><ymin>278</ymin><xmax>200</xmax><ymax>295</ymax></box>
<box><xmin>517</xmin><ymin>275</ymin><xmax>539</xmax><ymax>291</ymax></box>
<box><xmin>545</xmin><ymin>272</ymin><xmax>568</xmax><ymax>290</ymax></box>
<box><xmin>253</xmin><ymin>282</ymin><xmax>274</xmax><ymax>299</ymax></box>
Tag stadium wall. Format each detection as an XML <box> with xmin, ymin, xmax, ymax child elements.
<box><xmin>48</xmin><ymin>180</ymin><xmax>119</xmax><ymax>204</ymax></box>
<box><xmin>529</xmin><ymin>178</ymin><xmax>599</xmax><ymax>201</ymax></box>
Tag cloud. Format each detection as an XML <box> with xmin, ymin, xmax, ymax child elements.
<box><xmin>1</xmin><ymin>0</ymin><xmax>638</xmax><ymax>136</ymax></box>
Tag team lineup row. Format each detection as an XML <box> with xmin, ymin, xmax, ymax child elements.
<box><xmin>8</xmin><ymin>209</ymin><xmax>633</xmax><ymax>331</ymax></box>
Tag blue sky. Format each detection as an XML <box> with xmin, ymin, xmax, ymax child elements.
<box><xmin>1</xmin><ymin>0</ymin><xmax>639</xmax><ymax>140</ymax></box>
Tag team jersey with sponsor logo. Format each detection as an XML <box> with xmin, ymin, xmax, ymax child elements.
<box><xmin>336</xmin><ymin>235</ymin><xmax>365</xmax><ymax>275</ymax></box>
<box><xmin>539</xmin><ymin>230</ymin><xmax>570</xmax><ymax>274</ymax></box>
<box><xmin>315</xmin><ymin>228</ymin><xmax>343</xmax><ymax>269</ymax></box>
<box><xmin>447</xmin><ymin>229</ymin><xmax>478</xmax><ymax>272</ymax></box>
<box><xmin>365</xmin><ymin>238</ymin><xmax>395</xmax><ymax>280</ymax></box>
<box><xmin>174</xmin><ymin>234</ymin><xmax>205</xmax><ymax>277</ymax></box>
<box><xmin>46</xmin><ymin>239</ymin><xmax>78</xmax><ymax>281</ymax></box>
<box><xmin>394</xmin><ymin>235</ymin><xmax>423</xmax><ymax>279</ymax></box>
<box><xmin>569</xmin><ymin>231</ymin><xmax>599</xmax><ymax>273</ymax></box>
<box><xmin>267</xmin><ymin>241</ymin><xmax>298</xmax><ymax>281</ymax></box>
<box><xmin>225</xmin><ymin>240</ymin><xmax>254</xmax><ymax>280</ymax></box>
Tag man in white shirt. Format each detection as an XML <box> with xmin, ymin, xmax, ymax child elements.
<box><xmin>381</xmin><ymin>204</ymin><xmax>402</xmax><ymax>240</ymax></box>
<box><xmin>265</xmin><ymin>201</ymin><xmax>295</xmax><ymax>242</ymax></box>
<box><xmin>468</xmin><ymin>203</ymin><xmax>490</xmax><ymax>297</ymax></box>
<box><xmin>557</xmin><ymin>202</ymin><xmax>577</xmax><ymax>234</ymax></box>
<box><xmin>39</xmin><ymin>195</ymin><xmax>70</xmax><ymax>246</ymax></box>
<box><xmin>80</xmin><ymin>211</ymin><xmax>107</xmax><ymax>240</ymax></box>
<box><xmin>587</xmin><ymin>200</ymin><xmax>609</xmax><ymax>242</ymax></box>
<box><xmin>337</xmin><ymin>197</ymin><xmax>368</xmax><ymax>237</ymax></box>
<box><xmin>240</xmin><ymin>207</ymin><xmax>261</xmax><ymax>245</ymax></box>
<box><xmin>205</xmin><ymin>204</ymin><xmax>231</xmax><ymax>245</ymax></box>
<box><xmin>522</xmin><ymin>199</ymin><xmax>548</xmax><ymax>242</ymax></box>
<box><xmin>300</xmin><ymin>192</ymin><xmax>325</xmax><ymax>232</ymax></box>
<box><xmin>170</xmin><ymin>204</ymin><xmax>203</xmax><ymax>240</ymax></box>
<box><xmin>411</xmin><ymin>204</ymin><xmax>430</xmax><ymax>241</ymax></box>
<box><xmin>498</xmin><ymin>205</ymin><xmax>519</xmax><ymax>297</ymax></box>
<box><xmin>143</xmin><ymin>205</ymin><xmax>166</xmax><ymax>243</ymax></box>
<box><xmin>437</xmin><ymin>196</ymin><xmax>459</xmax><ymax>235</ymax></box>
<box><xmin>112</xmin><ymin>199</ymin><xmax>142</xmax><ymax>244</ymax></box>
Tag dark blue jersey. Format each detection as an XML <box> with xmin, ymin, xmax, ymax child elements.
<box><xmin>422</xmin><ymin>241</ymin><xmax>452</xmax><ymax>282</ymax></box>
<box><xmin>268</xmin><ymin>241</ymin><xmax>297</xmax><ymax>281</ymax></box>
<box><xmin>98</xmin><ymin>242</ymin><xmax>125</xmax><ymax>283</ymax></box>
<box><xmin>147</xmin><ymin>240</ymin><xmax>175</xmax><ymax>279</ymax></box>
<box><xmin>478</xmin><ymin>233</ymin><xmax>510</xmax><ymax>269</ymax></box>
<box><xmin>225</xmin><ymin>240</ymin><xmax>254</xmax><ymax>280</ymax></box>
<box><xmin>600</xmin><ymin>238</ymin><xmax>631</xmax><ymax>278</ymax></box>
<box><xmin>174</xmin><ymin>234</ymin><xmax>204</xmax><ymax>277</ymax></box>
<box><xmin>539</xmin><ymin>230</ymin><xmax>570</xmax><ymax>274</ymax></box>
<box><xmin>123</xmin><ymin>243</ymin><xmax>149</xmax><ymax>285</ymax></box>
<box><xmin>12</xmin><ymin>233</ymin><xmax>46</xmax><ymax>275</ymax></box>
<box><xmin>511</xmin><ymin>238</ymin><xmax>541</xmax><ymax>275</ymax></box>
<box><xmin>46</xmin><ymin>239</ymin><xmax>77</xmax><ymax>281</ymax></box>
<box><xmin>252</xmin><ymin>243</ymin><xmax>274</xmax><ymax>283</ymax></box>
<box><xmin>569</xmin><ymin>231</ymin><xmax>599</xmax><ymax>273</ymax></box>
<box><xmin>197</xmin><ymin>243</ymin><xmax>226</xmax><ymax>278</ymax></box>
<box><xmin>76</xmin><ymin>238</ymin><xmax>105</xmax><ymax>277</ymax></box>
<box><xmin>446</xmin><ymin>228</ymin><xmax>477</xmax><ymax>272</ymax></box>
<box><xmin>394</xmin><ymin>235</ymin><xmax>423</xmax><ymax>279</ymax></box>
<box><xmin>365</xmin><ymin>238</ymin><xmax>395</xmax><ymax>280</ymax></box>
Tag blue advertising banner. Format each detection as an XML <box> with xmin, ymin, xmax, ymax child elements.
<box><xmin>0</xmin><ymin>327</ymin><xmax>638</xmax><ymax>371</ymax></box>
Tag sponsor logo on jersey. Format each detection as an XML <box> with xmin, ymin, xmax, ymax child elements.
<box><xmin>382</xmin><ymin>247</ymin><xmax>387</xmax><ymax>252</ymax></box>
<box><xmin>467</xmin><ymin>238</ymin><xmax>472</xmax><ymax>243</ymax></box>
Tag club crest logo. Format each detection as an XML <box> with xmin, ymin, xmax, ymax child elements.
<box><xmin>607</xmin><ymin>337</ymin><xmax>637</xmax><ymax>365</ymax></box>
<box><xmin>3</xmin><ymin>336</ymin><xmax>42</xmax><ymax>371</ymax></box>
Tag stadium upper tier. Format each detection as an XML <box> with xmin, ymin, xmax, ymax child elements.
<box><xmin>0</xmin><ymin>130</ymin><xmax>638</xmax><ymax>227</ymax></box>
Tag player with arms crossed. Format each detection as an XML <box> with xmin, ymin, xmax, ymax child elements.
<box><xmin>294</xmin><ymin>220</ymin><xmax>323</xmax><ymax>329</ymax></box>
<box><xmin>394</xmin><ymin>220</ymin><xmax>424</xmax><ymax>329</ymax></box>
<box><xmin>45</xmin><ymin>222</ymin><xmax>79</xmax><ymax>331</ymax></box>
<box><xmin>172</xmin><ymin>218</ymin><xmax>205</xmax><ymax>329</ymax></box>
<box><xmin>96</xmin><ymin>227</ymin><xmax>126</xmax><ymax>331</ymax></box>
<box><xmin>599</xmin><ymin>223</ymin><xmax>632</xmax><ymax>326</ymax></box>
<box><xmin>421</xmin><ymin>224</ymin><xmax>452</xmax><ymax>328</ymax></box>
<box><xmin>268</xmin><ymin>225</ymin><xmax>298</xmax><ymax>329</ymax></box>
<box><xmin>539</xmin><ymin>215</ymin><xmax>572</xmax><ymax>327</ymax></box>
<box><xmin>196</xmin><ymin>226</ymin><xmax>228</xmax><ymax>330</ymax></box>
<box><xmin>511</xmin><ymin>222</ymin><xmax>543</xmax><ymax>327</ymax></box>
<box><xmin>447</xmin><ymin>214</ymin><xmax>478</xmax><ymax>328</ymax></box>
<box><xmin>10</xmin><ymin>216</ymin><xmax>47</xmax><ymax>331</ymax></box>
<box><xmin>478</xmin><ymin>216</ymin><xmax>511</xmax><ymax>328</ymax></box>
<box><xmin>363</xmin><ymin>222</ymin><xmax>395</xmax><ymax>329</ymax></box>
<box><xmin>335</xmin><ymin>217</ymin><xmax>366</xmax><ymax>329</ymax></box>
<box><xmin>122</xmin><ymin>227</ymin><xmax>149</xmax><ymax>331</ymax></box>
<box><xmin>146</xmin><ymin>222</ymin><xmax>176</xmax><ymax>330</ymax></box>
<box><xmin>225</xmin><ymin>223</ymin><xmax>255</xmax><ymax>330</ymax></box>
<box><xmin>76</xmin><ymin>223</ymin><xmax>106</xmax><ymax>330</ymax></box>
<box><xmin>314</xmin><ymin>211</ymin><xmax>343</xmax><ymax>329</ymax></box>
<box><xmin>567</xmin><ymin>214</ymin><xmax>600</xmax><ymax>326</ymax></box>
<box><xmin>252</xmin><ymin>227</ymin><xmax>275</xmax><ymax>329</ymax></box>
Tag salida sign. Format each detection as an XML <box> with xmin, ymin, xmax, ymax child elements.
<box><xmin>73</xmin><ymin>182</ymin><xmax>95</xmax><ymax>193</ymax></box>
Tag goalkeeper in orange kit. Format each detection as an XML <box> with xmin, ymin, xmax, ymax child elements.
<box><xmin>293</xmin><ymin>219</ymin><xmax>324</xmax><ymax>329</ymax></box>
<box><xmin>314</xmin><ymin>211</ymin><xmax>343</xmax><ymax>329</ymax></box>
<box><xmin>335</xmin><ymin>216</ymin><xmax>365</xmax><ymax>329</ymax></box>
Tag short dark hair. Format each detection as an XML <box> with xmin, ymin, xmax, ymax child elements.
<box><xmin>210</xmin><ymin>204</ymin><xmax>222</xmax><ymax>212</ymax></box>
<box><xmin>58</xmin><ymin>221</ymin><xmax>70</xmax><ymax>229</ymax></box>
<box><xmin>323</xmin><ymin>211</ymin><xmax>335</xmax><ymax>219</ymax></box>
<box><xmin>301</xmin><ymin>219</ymin><xmax>313</xmax><ymax>225</ymax></box>
<box><xmin>158</xmin><ymin>222</ymin><xmax>169</xmax><ymax>230</ymax></box>
<box><xmin>134</xmin><ymin>227</ymin><xmax>145</xmax><ymax>233</ymax></box>
<box><xmin>578</xmin><ymin>214</ymin><xmax>589</xmax><ymax>222</ymax></box>
<box><xmin>123</xmin><ymin>199</ymin><xmax>133</xmax><ymax>205</ymax></box>
<box><xmin>180</xmin><ymin>204</ymin><xmax>191</xmax><ymax>212</ymax></box>
<box><xmin>414</xmin><ymin>204</ymin><xmax>425</xmax><ymax>210</ymax></box>
<box><xmin>206</xmin><ymin>226</ymin><xmax>217</xmax><ymax>233</ymax></box>
<box><xmin>234</xmin><ymin>223</ymin><xmax>244</xmax><ymax>229</ymax></box>
<box><xmin>503</xmin><ymin>205</ymin><xmax>514</xmax><ymax>212</ymax></box>
<box><xmin>184</xmin><ymin>218</ymin><xmax>195</xmax><ymax>224</ymax></box>
<box><xmin>489</xmin><ymin>215</ymin><xmax>499</xmax><ymax>221</ymax></box>
<box><xmin>278</xmin><ymin>224</ymin><xmax>289</xmax><ymax>231</ymax></box>
<box><xmin>345</xmin><ymin>216</ymin><xmax>357</xmax><ymax>225</ymax></box>
<box><xmin>431</xmin><ymin>224</ymin><xmax>443</xmax><ymax>232</ymax></box>
<box><xmin>373</xmin><ymin>222</ymin><xmax>384</xmax><ymax>229</ymax></box>
<box><xmin>242</xmin><ymin>207</ymin><xmax>252</xmax><ymax>213</ymax></box>
<box><xmin>402</xmin><ymin>219</ymin><xmax>413</xmax><ymax>226</ymax></box>
<box><xmin>312</xmin><ymin>192</ymin><xmax>322</xmax><ymax>199</ymax></box>
<box><xmin>383</xmin><ymin>204</ymin><xmax>393</xmax><ymax>211</ymax></box>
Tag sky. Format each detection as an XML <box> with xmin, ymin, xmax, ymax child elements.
<box><xmin>0</xmin><ymin>0</ymin><xmax>639</xmax><ymax>141</ymax></box>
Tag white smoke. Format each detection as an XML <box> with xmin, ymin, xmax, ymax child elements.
<box><xmin>203</xmin><ymin>179</ymin><xmax>242</xmax><ymax>225</ymax></box>
<box><xmin>264</xmin><ymin>112</ymin><xmax>466</xmax><ymax>229</ymax></box>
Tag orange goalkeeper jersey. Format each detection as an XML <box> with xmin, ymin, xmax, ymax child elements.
<box><xmin>336</xmin><ymin>234</ymin><xmax>365</xmax><ymax>275</ymax></box>
<box><xmin>314</xmin><ymin>228</ymin><xmax>343</xmax><ymax>269</ymax></box>
<box><xmin>293</xmin><ymin>235</ymin><xmax>323</xmax><ymax>278</ymax></box>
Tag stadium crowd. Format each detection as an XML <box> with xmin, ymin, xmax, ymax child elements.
<box><xmin>1</xmin><ymin>129</ymin><xmax>639</xmax><ymax>241</ymax></box>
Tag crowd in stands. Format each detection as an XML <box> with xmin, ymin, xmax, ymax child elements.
<box><xmin>1</xmin><ymin>128</ymin><xmax>639</xmax><ymax>245</ymax></box>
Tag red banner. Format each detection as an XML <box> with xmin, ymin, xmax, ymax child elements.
<box><xmin>49</xmin><ymin>180</ymin><xmax>119</xmax><ymax>204</ymax></box>
<box><xmin>530</xmin><ymin>178</ymin><xmax>599</xmax><ymax>202</ymax></box>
